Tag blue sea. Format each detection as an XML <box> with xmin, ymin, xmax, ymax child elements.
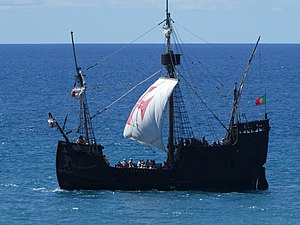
<box><xmin>0</xmin><ymin>43</ymin><xmax>299</xmax><ymax>224</ymax></box>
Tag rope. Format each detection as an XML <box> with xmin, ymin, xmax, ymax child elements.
<box><xmin>90</xmin><ymin>68</ymin><xmax>162</xmax><ymax>119</ymax></box>
<box><xmin>174</xmin><ymin>22</ymin><xmax>244</xmax><ymax>69</ymax></box>
<box><xmin>65</xmin><ymin>68</ymin><xmax>163</xmax><ymax>136</ymax></box>
<box><xmin>84</xmin><ymin>24</ymin><xmax>161</xmax><ymax>71</ymax></box>
<box><xmin>179</xmin><ymin>73</ymin><xmax>229</xmax><ymax>133</ymax></box>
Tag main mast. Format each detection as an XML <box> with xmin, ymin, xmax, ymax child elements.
<box><xmin>161</xmin><ymin>0</ymin><xmax>180</xmax><ymax>166</ymax></box>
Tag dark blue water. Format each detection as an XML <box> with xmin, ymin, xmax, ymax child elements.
<box><xmin>1</xmin><ymin>44</ymin><xmax>299</xmax><ymax>224</ymax></box>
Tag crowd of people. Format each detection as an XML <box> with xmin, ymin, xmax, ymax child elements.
<box><xmin>115</xmin><ymin>158</ymin><xmax>158</xmax><ymax>169</ymax></box>
<box><xmin>192</xmin><ymin>136</ymin><xmax>229</xmax><ymax>147</ymax></box>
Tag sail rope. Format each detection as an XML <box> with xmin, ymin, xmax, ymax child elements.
<box><xmin>84</xmin><ymin>24</ymin><xmax>161</xmax><ymax>72</ymax></box>
<box><xmin>65</xmin><ymin>68</ymin><xmax>163</xmax><ymax>137</ymax></box>
<box><xmin>66</xmin><ymin>69</ymin><xmax>163</xmax><ymax>135</ymax></box>
<box><xmin>90</xmin><ymin>68</ymin><xmax>162</xmax><ymax>120</ymax></box>
<box><xmin>159</xmin><ymin>19</ymin><xmax>222</xmax><ymax>140</ymax></box>
<box><xmin>179</xmin><ymin>73</ymin><xmax>229</xmax><ymax>133</ymax></box>
<box><xmin>169</xmin><ymin>25</ymin><xmax>225</xmax><ymax>139</ymax></box>
<box><xmin>174</xmin><ymin>22</ymin><xmax>244</xmax><ymax>69</ymax></box>
<box><xmin>173</xmin><ymin>85</ymin><xmax>194</xmax><ymax>141</ymax></box>
<box><xmin>177</xmin><ymin>67</ymin><xmax>219</xmax><ymax>140</ymax></box>
<box><xmin>172</xmin><ymin>24</ymin><xmax>224</xmax><ymax>89</ymax></box>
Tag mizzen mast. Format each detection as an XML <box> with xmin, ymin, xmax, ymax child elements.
<box><xmin>227</xmin><ymin>36</ymin><xmax>261</xmax><ymax>140</ymax></box>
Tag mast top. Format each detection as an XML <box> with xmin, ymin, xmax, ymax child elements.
<box><xmin>161</xmin><ymin>0</ymin><xmax>180</xmax><ymax>78</ymax></box>
<box><xmin>164</xmin><ymin>0</ymin><xmax>171</xmax><ymax>51</ymax></box>
<box><xmin>166</xmin><ymin>0</ymin><xmax>169</xmax><ymax>16</ymax></box>
<box><xmin>71</xmin><ymin>31</ymin><xmax>79</xmax><ymax>72</ymax></box>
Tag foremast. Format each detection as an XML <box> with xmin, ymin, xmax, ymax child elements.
<box><xmin>71</xmin><ymin>32</ymin><xmax>96</xmax><ymax>145</ymax></box>
<box><xmin>161</xmin><ymin>0</ymin><xmax>180</xmax><ymax>166</ymax></box>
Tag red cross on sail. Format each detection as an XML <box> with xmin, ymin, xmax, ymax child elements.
<box><xmin>126</xmin><ymin>86</ymin><xmax>156</xmax><ymax>125</ymax></box>
<box><xmin>123</xmin><ymin>77</ymin><xmax>178</xmax><ymax>150</ymax></box>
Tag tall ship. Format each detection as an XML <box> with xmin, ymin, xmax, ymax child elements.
<box><xmin>48</xmin><ymin>0</ymin><xmax>270</xmax><ymax>191</ymax></box>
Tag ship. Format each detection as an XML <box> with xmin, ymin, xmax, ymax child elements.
<box><xmin>48</xmin><ymin>0</ymin><xmax>270</xmax><ymax>191</ymax></box>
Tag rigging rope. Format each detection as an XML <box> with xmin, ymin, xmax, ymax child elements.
<box><xmin>84</xmin><ymin>24</ymin><xmax>161</xmax><ymax>71</ymax></box>
<box><xmin>66</xmin><ymin>69</ymin><xmax>163</xmax><ymax>136</ymax></box>
<box><xmin>172</xmin><ymin>23</ymin><xmax>224</xmax><ymax>88</ymax></box>
<box><xmin>90</xmin><ymin>68</ymin><xmax>162</xmax><ymax>120</ymax></box>
<box><xmin>170</xmin><ymin>24</ymin><xmax>226</xmax><ymax>139</ymax></box>
<box><xmin>174</xmin><ymin>22</ymin><xmax>244</xmax><ymax>69</ymax></box>
<box><xmin>179</xmin><ymin>73</ymin><xmax>229</xmax><ymax>133</ymax></box>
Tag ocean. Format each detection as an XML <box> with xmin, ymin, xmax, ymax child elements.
<box><xmin>0</xmin><ymin>43</ymin><xmax>299</xmax><ymax>224</ymax></box>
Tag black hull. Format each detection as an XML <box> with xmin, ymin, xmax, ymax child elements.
<box><xmin>56</xmin><ymin>120</ymin><xmax>270</xmax><ymax>191</ymax></box>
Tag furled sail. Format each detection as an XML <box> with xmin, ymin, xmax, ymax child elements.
<box><xmin>123</xmin><ymin>77</ymin><xmax>178</xmax><ymax>150</ymax></box>
<box><xmin>71</xmin><ymin>87</ymin><xmax>85</xmax><ymax>99</ymax></box>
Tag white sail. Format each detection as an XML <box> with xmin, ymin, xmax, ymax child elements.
<box><xmin>123</xmin><ymin>77</ymin><xmax>178</xmax><ymax>150</ymax></box>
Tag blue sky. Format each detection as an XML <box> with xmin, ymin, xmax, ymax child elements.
<box><xmin>1</xmin><ymin>0</ymin><xmax>299</xmax><ymax>44</ymax></box>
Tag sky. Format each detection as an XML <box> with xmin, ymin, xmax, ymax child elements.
<box><xmin>1</xmin><ymin>0</ymin><xmax>300</xmax><ymax>44</ymax></box>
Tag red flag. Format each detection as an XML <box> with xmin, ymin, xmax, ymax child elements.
<box><xmin>255</xmin><ymin>95</ymin><xmax>266</xmax><ymax>106</ymax></box>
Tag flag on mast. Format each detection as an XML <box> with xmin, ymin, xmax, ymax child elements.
<box><xmin>255</xmin><ymin>95</ymin><xmax>266</xmax><ymax>106</ymax></box>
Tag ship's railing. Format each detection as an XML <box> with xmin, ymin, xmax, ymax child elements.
<box><xmin>235</xmin><ymin>119</ymin><xmax>269</xmax><ymax>134</ymax></box>
<box><xmin>226</xmin><ymin>119</ymin><xmax>269</xmax><ymax>144</ymax></box>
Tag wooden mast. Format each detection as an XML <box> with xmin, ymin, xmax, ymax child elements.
<box><xmin>163</xmin><ymin>0</ymin><xmax>177</xmax><ymax>166</ymax></box>
<box><xmin>71</xmin><ymin>32</ymin><xmax>90</xmax><ymax>144</ymax></box>
<box><xmin>227</xmin><ymin>36</ymin><xmax>261</xmax><ymax>140</ymax></box>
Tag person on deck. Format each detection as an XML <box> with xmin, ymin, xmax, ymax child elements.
<box><xmin>76</xmin><ymin>135</ymin><xmax>85</xmax><ymax>144</ymax></box>
<box><xmin>104</xmin><ymin>155</ymin><xmax>110</xmax><ymax>166</ymax></box>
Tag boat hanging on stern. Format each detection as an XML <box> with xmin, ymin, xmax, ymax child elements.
<box><xmin>49</xmin><ymin>0</ymin><xmax>270</xmax><ymax>191</ymax></box>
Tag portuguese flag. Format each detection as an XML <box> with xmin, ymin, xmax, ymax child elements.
<box><xmin>255</xmin><ymin>95</ymin><xmax>266</xmax><ymax>106</ymax></box>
